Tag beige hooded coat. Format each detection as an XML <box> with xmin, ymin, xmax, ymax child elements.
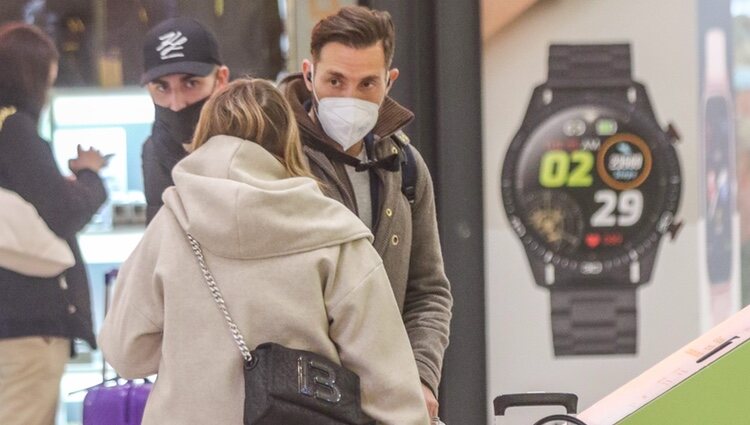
<box><xmin>99</xmin><ymin>136</ymin><xmax>429</xmax><ymax>425</ymax></box>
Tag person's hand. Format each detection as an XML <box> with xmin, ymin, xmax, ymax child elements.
<box><xmin>422</xmin><ymin>383</ymin><xmax>439</xmax><ymax>419</ymax></box>
<box><xmin>69</xmin><ymin>145</ymin><xmax>106</xmax><ymax>173</ymax></box>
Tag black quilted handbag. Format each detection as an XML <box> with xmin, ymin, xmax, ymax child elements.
<box><xmin>243</xmin><ymin>342</ymin><xmax>374</xmax><ymax>424</ymax></box>
<box><xmin>187</xmin><ymin>235</ymin><xmax>375</xmax><ymax>425</ymax></box>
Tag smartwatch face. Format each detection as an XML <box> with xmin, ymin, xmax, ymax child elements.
<box><xmin>502</xmin><ymin>104</ymin><xmax>681</xmax><ymax>276</ymax></box>
<box><xmin>704</xmin><ymin>96</ymin><xmax>733</xmax><ymax>283</ymax></box>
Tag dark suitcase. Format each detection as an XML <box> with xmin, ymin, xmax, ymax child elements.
<box><xmin>81</xmin><ymin>269</ymin><xmax>153</xmax><ymax>425</ymax></box>
<box><xmin>494</xmin><ymin>393</ymin><xmax>587</xmax><ymax>425</ymax></box>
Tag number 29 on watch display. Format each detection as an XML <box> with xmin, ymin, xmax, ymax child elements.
<box><xmin>538</xmin><ymin>149</ymin><xmax>643</xmax><ymax>228</ymax></box>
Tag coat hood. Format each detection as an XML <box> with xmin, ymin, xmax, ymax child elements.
<box><xmin>163</xmin><ymin>135</ymin><xmax>372</xmax><ymax>259</ymax></box>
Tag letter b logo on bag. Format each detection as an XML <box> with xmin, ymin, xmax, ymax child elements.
<box><xmin>298</xmin><ymin>356</ymin><xmax>342</xmax><ymax>404</ymax></box>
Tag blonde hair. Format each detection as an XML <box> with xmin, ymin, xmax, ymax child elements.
<box><xmin>191</xmin><ymin>78</ymin><xmax>313</xmax><ymax>179</ymax></box>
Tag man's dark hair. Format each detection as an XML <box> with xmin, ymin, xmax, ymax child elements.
<box><xmin>310</xmin><ymin>5</ymin><xmax>395</xmax><ymax>67</ymax></box>
<box><xmin>0</xmin><ymin>23</ymin><xmax>59</xmax><ymax>119</ymax></box>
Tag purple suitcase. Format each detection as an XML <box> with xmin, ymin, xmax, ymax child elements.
<box><xmin>81</xmin><ymin>269</ymin><xmax>153</xmax><ymax>425</ymax></box>
<box><xmin>82</xmin><ymin>381</ymin><xmax>153</xmax><ymax>425</ymax></box>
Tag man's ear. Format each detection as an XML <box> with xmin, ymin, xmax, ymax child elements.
<box><xmin>302</xmin><ymin>59</ymin><xmax>314</xmax><ymax>92</ymax></box>
<box><xmin>215</xmin><ymin>65</ymin><xmax>230</xmax><ymax>89</ymax></box>
<box><xmin>386</xmin><ymin>68</ymin><xmax>400</xmax><ymax>92</ymax></box>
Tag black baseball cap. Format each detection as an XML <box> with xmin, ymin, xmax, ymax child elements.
<box><xmin>141</xmin><ymin>17</ymin><xmax>223</xmax><ymax>85</ymax></box>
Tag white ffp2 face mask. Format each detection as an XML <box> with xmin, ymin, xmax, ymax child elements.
<box><xmin>309</xmin><ymin>65</ymin><xmax>381</xmax><ymax>151</ymax></box>
<box><xmin>316</xmin><ymin>97</ymin><xmax>379</xmax><ymax>151</ymax></box>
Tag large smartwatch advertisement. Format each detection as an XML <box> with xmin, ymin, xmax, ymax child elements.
<box><xmin>501</xmin><ymin>44</ymin><xmax>682</xmax><ymax>356</ymax></box>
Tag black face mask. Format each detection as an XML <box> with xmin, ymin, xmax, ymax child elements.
<box><xmin>153</xmin><ymin>96</ymin><xmax>209</xmax><ymax>148</ymax></box>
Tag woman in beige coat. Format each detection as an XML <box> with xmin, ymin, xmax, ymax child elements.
<box><xmin>99</xmin><ymin>78</ymin><xmax>429</xmax><ymax>425</ymax></box>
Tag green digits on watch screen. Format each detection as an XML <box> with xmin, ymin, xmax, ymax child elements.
<box><xmin>510</xmin><ymin>106</ymin><xmax>680</xmax><ymax>274</ymax></box>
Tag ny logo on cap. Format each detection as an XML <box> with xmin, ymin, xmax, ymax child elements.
<box><xmin>156</xmin><ymin>31</ymin><xmax>188</xmax><ymax>60</ymax></box>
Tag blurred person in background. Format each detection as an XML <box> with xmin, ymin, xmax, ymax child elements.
<box><xmin>140</xmin><ymin>16</ymin><xmax>229</xmax><ymax>223</ymax></box>
<box><xmin>0</xmin><ymin>22</ymin><xmax>108</xmax><ymax>425</ymax></box>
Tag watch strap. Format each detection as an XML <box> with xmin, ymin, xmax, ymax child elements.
<box><xmin>540</xmin><ymin>43</ymin><xmax>642</xmax><ymax>356</ymax></box>
<box><xmin>550</xmin><ymin>286</ymin><xmax>637</xmax><ymax>355</ymax></box>
<box><xmin>548</xmin><ymin>44</ymin><xmax>632</xmax><ymax>88</ymax></box>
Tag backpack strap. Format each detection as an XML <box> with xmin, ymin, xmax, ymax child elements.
<box><xmin>390</xmin><ymin>130</ymin><xmax>418</xmax><ymax>205</ymax></box>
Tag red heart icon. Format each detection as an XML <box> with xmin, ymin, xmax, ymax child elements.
<box><xmin>585</xmin><ymin>233</ymin><xmax>601</xmax><ymax>248</ymax></box>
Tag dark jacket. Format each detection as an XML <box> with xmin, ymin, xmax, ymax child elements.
<box><xmin>0</xmin><ymin>108</ymin><xmax>107</xmax><ymax>350</ymax></box>
<box><xmin>142</xmin><ymin>122</ymin><xmax>188</xmax><ymax>224</ymax></box>
<box><xmin>280</xmin><ymin>73</ymin><xmax>453</xmax><ymax>395</ymax></box>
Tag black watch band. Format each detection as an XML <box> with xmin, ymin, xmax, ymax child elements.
<box><xmin>548</xmin><ymin>44</ymin><xmax>632</xmax><ymax>88</ymax></box>
<box><xmin>550</xmin><ymin>286</ymin><xmax>637</xmax><ymax>355</ymax></box>
<box><xmin>544</xmin><ymin>43</ymin><xmax>638</xmax><ymax>356</ymax></box>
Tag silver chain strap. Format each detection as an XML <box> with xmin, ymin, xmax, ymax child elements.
<box><xmin>186</xmin><ymin>234</ymin><xmax>253</xmax><ymax>363</ymax></box>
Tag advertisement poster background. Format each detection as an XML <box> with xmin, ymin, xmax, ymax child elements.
<box><xmin>732</xmin><ymin>1</ymin><xmax>750</xmax><ymax>311</ymax></box>
<box><xmin>697</xmin><ymin>0</ymin><xmax>742</xmax><ymax>329</ymax></box>
<box><xmin>484</xmin><ymin>1</ymin><xmax>701</xmax><ymax>423</ymax></box>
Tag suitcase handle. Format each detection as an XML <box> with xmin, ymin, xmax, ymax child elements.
<box><xmin>102</xmin><ymin>268</ymin><xmax>119</xmax><ymax>381</ymax></box>
<box><xmin>533</xmin><ymin>414</ymin><xmax>587</xmax><ymax>425</ymax></box>
<box><xmin>104</xmin><ymin>268</ymin><xmax>119</xmax><ymax>286</ymax></box>
<box><xmin>493</xmin><ymin>392</ymin><xmax>578</xmax><ymax>416</ymax></box>
<box><xmin>70</xmin><ymin>377</ymin><xmax>152</xmax><ymax>395</ymax></box>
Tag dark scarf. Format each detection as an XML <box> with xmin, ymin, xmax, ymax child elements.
<box><xmin>149</xmin><ymin>98</ymin><xmax>207</xmax><ymax>169</ymax></box>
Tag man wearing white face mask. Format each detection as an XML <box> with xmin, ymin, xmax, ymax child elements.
<box><xmin>280</xmin><ymin>6</ymin><xmax>452</xmax><ymax>421</ymax></box>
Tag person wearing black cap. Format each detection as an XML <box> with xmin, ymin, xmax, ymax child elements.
<box><xmin>141</xmin><ymin>17</ymin><xmax>229</xmax><ymax>224</ymax></box>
